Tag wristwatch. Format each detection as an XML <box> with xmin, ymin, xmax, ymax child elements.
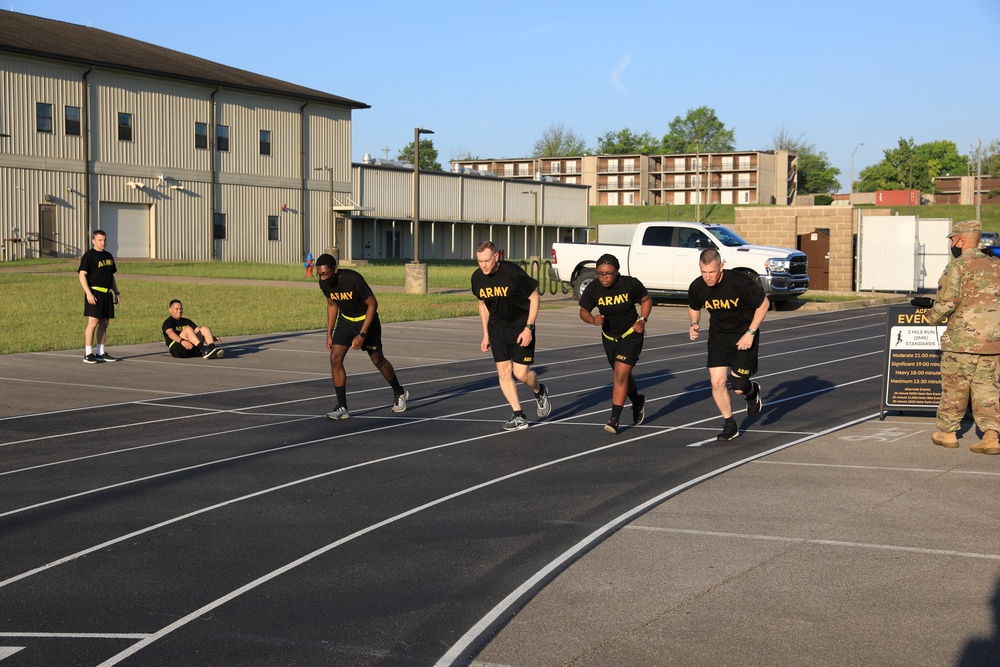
<box><xmin>746</xmin><ymin>328</ymin><xmax>757</xmax><ymax>336</ymax></box>
<box><xmin>524</xmin><ymin>323</ymin><xmax>535</xmax><ymax>332</ymax></box>
<box><xmin>637</xmin><ymin>317</ymin><xmax>647</xmax><ymax>323</ymax></box>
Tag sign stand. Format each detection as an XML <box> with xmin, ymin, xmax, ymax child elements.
<box><xmin>880</xmin><ymin>304</ymin><xmax>944</xmax><ymax>420</ymax></box>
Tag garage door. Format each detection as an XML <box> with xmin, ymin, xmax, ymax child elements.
<box><xmin>98</xmin><ymin>203</ymin><xmax>151</xmax><ymax>258</ymax></box>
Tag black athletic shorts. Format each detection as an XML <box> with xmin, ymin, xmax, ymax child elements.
<box><xmin>602</xmin><ymin>330</ymin><xmax>643</xmax><ymax>367</ymax></box>
<box><xmin>487</xmin><ymin>321</ymin><xmax>535</xmax><ymax>365</ymax></box>
<box><xmin>83</xmin><ymin>290</ymin><xmax>115</xmax><ymax>319</ymax></box>
<box><xmin>168</xmin><ymin>341</ymin><xmax>202</xmax><ymax>358</ymax></box>
<box><xmin>706</xmin><ymin>330</ymin><xmax>758</xmax><ymax>378</ymax></box>
<box><xmin>332</xmin><ymin>313</ymin><xmax>383</xmax><ymax>353</ymax></box>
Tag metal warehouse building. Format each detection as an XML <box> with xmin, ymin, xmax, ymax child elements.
<box><xmin>0</xmin><ymin>11</ymin><xmax>589</xmax><ymax>264</ymax></box>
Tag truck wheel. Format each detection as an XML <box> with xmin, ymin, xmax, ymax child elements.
<box><xmin>573</xmin><ymin>270</ymin><xmax>596</xmax><ymax>301</ymax></box>
<box><xmin>735</xmin><ymin>269</ymin><xmax>763</xmax><ymax>291</ymax></box>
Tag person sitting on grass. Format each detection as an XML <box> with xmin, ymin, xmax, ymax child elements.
<box><xmin>161</xmin><ymin>300</ymin><xmax>223</xmax><ymax>359</ymax></box>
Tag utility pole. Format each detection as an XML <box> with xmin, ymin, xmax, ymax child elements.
<box><xmin>381</xmin><ymin>146</ymin><xmax>391</xmax><ymax>160</ymax></box>
<box><xmin>977</xmin><ymin>139</ymin><xmax>983</xmax><ymax>222</ymax></box>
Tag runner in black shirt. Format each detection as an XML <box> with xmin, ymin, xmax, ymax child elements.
<box><xmin>316</xmin><ymin>254</ymin><xmax>408</xmax><ymax>419</ymax></box>
<box><xmin>471</xmin><ymin>241</ymin><xmax>551</xmax><ymax>431</ymax></box>
<box><xmin>579</xmin><ymin>254</ymin><xmax>652</xmax><ymax>434</ymax></box>
<box><xmin>688</xmin><ymin>248</ymin><xmax>768</xmax><ymax>440</ymax></box>
<box><xmin>77</xmin><ymin>229</ymin><xmax>121</xmax><ymax>363</ymax></box>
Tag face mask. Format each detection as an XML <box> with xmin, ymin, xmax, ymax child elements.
<box><xmin>950</xmin><ymin>244</ymin><xmax>962</xmax><ymax>259</ymax></box>
<box><xmin>319</xmin><ymin>272</ymin><xmax>338</xmax><ymax>292</ymax></box>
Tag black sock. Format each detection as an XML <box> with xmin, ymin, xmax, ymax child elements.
<box><xmin>628</xmin><ymin>390</ymin><xmax>642</xmax><ymax>403</ymax></box>
<box><xmin>611</xmin><ymin>404</ymin><xmax>624</xmax><ymax>420</ymax></box>
<box><xmin>335</xmin><ymin>385</ymin><xmax>347</xmax><ymax>409</ymax></box>
<box><xmin>389</xmin><ymin>378</ymin><xmax>403</xmax><ymax>395</ymax></box>
<box><xmin>513</xmin><ymin>410</ymin><xmax>525</xmax><ymax>418</ymax></box>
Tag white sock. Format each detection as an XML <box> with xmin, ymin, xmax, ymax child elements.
<box><xmin>85</xmin><ymin>346</ymin><xmax>93</xmax><ymax>356</ymax></box>
<box><xmin>98</xmin><ymin>344</ymin><xmax>105</xmax><ymax>355</ymax></box>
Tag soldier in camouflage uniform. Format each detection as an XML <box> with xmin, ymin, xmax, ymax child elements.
<box><xmin>926</xmin><ymin>219</ymin><xmax>1000</xmax><ymax>455</ymax></box>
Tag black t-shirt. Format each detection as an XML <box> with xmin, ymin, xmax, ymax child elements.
<box><xmin>319</xmin><ymin>269</ymin><xmax>374</xmax><ymax>318</ymax></box>
<box><xmin>471</xmin><ymin>261</ymin><xmax>539</xmax><ymax>327</ymax></box>
<box><xmin>78</xmin><ymin>249</ymin><xmax>116</xmax><ymax>289</ymax></box>
<box><xmin>162</xmin><ymin>316</ymin><xmax>197</xmax><ymax>347</ymax></box>
<box><xmin>579</xmin><ymin>274</ymin><xmax>649</xmax><ymax>337</ymax></box>
<box><xmin>687</xmin><ymin>269</ymin><xmax>765</xmax><ymax>333</ymax></box>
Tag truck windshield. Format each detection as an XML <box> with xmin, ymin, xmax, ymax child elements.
<box><xmin>707</xmin><ymin>226</ymin><xmax>749</xmax><ymax>247</ymax></box>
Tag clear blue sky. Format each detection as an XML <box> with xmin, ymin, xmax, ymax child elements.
<box><xmin>13</xmin><ymin>0</ymin><xmax>1000</xmax><ymax>192</ymax></box>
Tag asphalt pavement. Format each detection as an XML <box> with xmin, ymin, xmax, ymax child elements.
<box><xmin>2</xmin><ymin>284</ymin><xmax>998</xmax><ymax>666</ymax></box>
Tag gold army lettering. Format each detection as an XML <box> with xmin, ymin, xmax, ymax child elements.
<box><xmin>597</xmin><ymin>293</ymin><xmax>630</xmax><ymax>307</ymax></box>
<box><xmin>478</xmin><ymin>286</ymin><xmax>510</xmax><ymax>299</ymax></box>
<box><xmin>327</xmin><ymin>290</ymin><xmax>355</xmax><ymax>301</ymax></box>
<box><xmin>97</xmin><ymin>258</ymin><xmax>114</xmax><ymax>268</ymax></box>
<box><xmin>703</xmin><ymin>297</ymin><xmax>740</xmax><ymax>310</ymax></box>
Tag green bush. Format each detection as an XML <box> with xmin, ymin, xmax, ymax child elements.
<box><xmin>814</xmin><ymin>194</ymin><xmax>834</xmax><ymax>206</ymax></box>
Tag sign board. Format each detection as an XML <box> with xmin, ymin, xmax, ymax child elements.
<box><xmin>880</xmin><ymin>304</ymin><xmax>945</xmax><ymax>419</ymax></box>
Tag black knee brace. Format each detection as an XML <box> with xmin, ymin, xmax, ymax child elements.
<box><xmin>730</xmin><ymin>374</ymin><xmax>751</xmax><ymax>394</ymax></box>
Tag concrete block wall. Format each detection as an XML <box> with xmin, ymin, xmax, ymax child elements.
<box><xmin>734</xmin><ymin>206</ymin><xmax>856</xmax><ymax>292</ymax></box>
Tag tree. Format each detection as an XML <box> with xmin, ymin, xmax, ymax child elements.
<box><xmin>532</xmin><ymin>122</ymin><xmax>588</xmax><ymax>157</ymax></box>
<box><xmin>661</xmin><ymin>106</ymin><xmax>736</xmax><ymax>153</ymax></box>
<box><xmin>981</xmin><ymin>138</ymin><xmax>1000</xmax><ymax>176</ymax></box>
<box><xmin>397</xmin><ymin>138</ymin><xmax>442</xmax><ymax>171</ymax></box>
<box><xmin>771</xmin><ymin>127</ymin><xmax>841</xmax><ymax>194</ymax></box>
<box><xmin>856</xmin><ymin>138</ymin><xmax>967</xmax><ymax>193</ymax></box>
<box><xmin>595</xmin><ymin>128</ymin><xmax>661</xmax><ymax>154</ymax></box>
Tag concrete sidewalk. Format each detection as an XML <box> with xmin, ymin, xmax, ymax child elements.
<box><xmin>474</xmin><ymin>414</ymin><xmax>1000</xmax><ymax>667</ymax></box>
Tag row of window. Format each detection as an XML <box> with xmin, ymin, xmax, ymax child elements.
<box><xmin>212</xmin><ymin>214</ymin><xmax>281</xmax><ymax>242</ymax></box>
<box><xmin>34</xmin><ymin>103</ymin><xmax>272</xmax><ymax>155</ymax></box>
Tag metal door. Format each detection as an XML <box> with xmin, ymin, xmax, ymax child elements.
<box><xmin>39</xmin><ymin>204</ymin><xmax>58</xmax><ymax>256</ymax></box>
<box><xmin>798</xmin><ymin>229</ymin><xmax>830</xmax><ymax>290</ymax></box>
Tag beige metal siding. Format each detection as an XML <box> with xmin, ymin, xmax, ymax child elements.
<box><xmin>1</xmin><ymin>54</ymin><xmax>86</xmax><ymax>162</ymax></box>
<box><xmin>462</xmin><ymin>177</ymin><xmax>505</xmax><ymax>222</ymax></box>
<box><xmin>1</xmin><ymin>166</ymin><xmax>88</xmax><ymax>258</ymax></box>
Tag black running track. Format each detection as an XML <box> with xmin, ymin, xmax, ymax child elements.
<box><xmin>0</xmin><ymin>305</ymin><xmax>889</xmax><ymax>666</ymax></box>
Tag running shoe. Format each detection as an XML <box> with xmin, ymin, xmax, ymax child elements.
<box><xmin>535</xmin><ymin>383</ymin><xmax>551</xmax><ymax>418</ymax></box>
<box><xmin>202</xmin><ymin>346</ymin><xmax>224</xmax><ymax>359</ymax></box>
<box><xmin>392</xmin><ymin>389</ymin><xmax>409</xmax><ymax>413</ymax></box>
<box><xmin>746</xmin><ymin>381</ymin><xmax>762</xmax><ymax>418</ymax></box>
<box><xmin>717</xmin><ymin>418</ymin><xmax>740</xmax><ymax>441</ymax></box>
<box><xmin>632</xmin><ymin>394</ymin><xmax>646</xmax><ymax>425</ymax></box>
<box><xmin>502</xmin><ymin>414</ymin><xmax>530</xmax><ymax>431</ymax></box>
<box><xmin>604</xmin><ymin>417</ymin><xmax>620</xmax><ymax>434</ymax></box>
<box><xmin>325</xmin><ymin>405</ymin><xmax>350</xmax><ymax>420</ymax></box>
<box><xmin>96</xmin><ymin>352</ymin><xmax>119</xmax><ymax>362</ymax></box>
<box><xmin>83</xmin><ymin>353</ymin><xmax>98</xmax><ymax>364</ymax></box>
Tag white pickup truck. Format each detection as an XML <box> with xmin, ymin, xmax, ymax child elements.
<box><xmin>549</xmin><ymin>221</ymin><xmax>810</xmax><ymax>306</ymax></box>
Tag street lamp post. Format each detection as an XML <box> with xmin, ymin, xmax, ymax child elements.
<box><xmin>521</xmin><ymin>190</ymin><xmax>538</xmax><ymax>260</ymax></box>
<box><xmin>850</xmin><ymin>143</ymin><xmax>863</xmax><ymax>203</ymax></box>
<box><xmin>405</xmin><ymin>126</ymin><xmax>433</xmax><ymax>294</ymax></box>
<box><xmin>313</xmin><ymin>166</ymin><xmax>336</xmax><ymax>260</ymax></box>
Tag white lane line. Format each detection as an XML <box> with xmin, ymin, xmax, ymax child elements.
<box><xmin>0</xmin><ymin>647</ymin><xmax>23</xmax><ymax>659</ymax></box>
<box><xmin>93</xmin><ymin>407</ymin><xmax>786</xmax><ymax>667</ymax></box>
<box><xmin>434</xmin><ymin>412</ymin><xmax>882</xmax><ymax>667</ymax></box>
<box><xmin>756</xmin><ymin>460</ymin><xmax>1000</xmax><ymax>477</ymax></box>
<box><xmin>0</xmin><ymin>376</ymin><xmax>183</xmax><ymax>395</ymax></box>
<box><xmin>0</xmin><ymin>632</ymin><xmax>152</xmax><ymax>639</ymax></box>
<box><xmin>626</xmin><ymin>526</ymin><xmax>1000</xmax><ymax>561</ymax></box>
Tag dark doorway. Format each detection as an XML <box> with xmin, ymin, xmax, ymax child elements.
<box><xmin>39</xmin><ymin>204</ymin><xmax>58</xmax><ymax>256</ymax></box>
<box><xmin>798</xmin><ymin>229</ymin><xmax>830</xmax><ymax>290</ymax></box>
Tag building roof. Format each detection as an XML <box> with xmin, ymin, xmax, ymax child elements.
<box><xmin>0</xmin><ymin>11</ymin><xmax>369</xmax><ymax>109</ymax></box>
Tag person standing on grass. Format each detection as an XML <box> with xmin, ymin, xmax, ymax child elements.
<box><xmin>315</xmin><ymin>253</ymin><xmax>408</xmax><ymax>420</ymax></box>
<box><xmin>161</xmin><ymin>300</ymin><xmax>223</xmax><ymax>359</ymax></box>
<box><xmin>687</xmin><ymin>247</ymin><xmax>767</xmax><ymax>441</ymax></box>
<box><xmin>471</xmin><ymin>241</ymin><xmax>551</xmax><ymax>431</ymax></box>
<box><xmin>578</xmin><ymin>254</ymin><xmax>652</xmax><ymax>434</ymax></box>
<box><xmin>78</xmin><ymin>229</ymin><xmax>120</xmax><ymax>363</ymax></box>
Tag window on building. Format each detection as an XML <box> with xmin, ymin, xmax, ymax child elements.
<box><xmin>608</xmin><ymin>176</ymin><xmax>618</xmax><ymax>189</ymax></box>
<box><xmin>267</xmin><ymin>215</ymin><xmax>279</xmax><ymax>241</ymax></box>
<box><xmin>624</xmin><ymin>176</ymin><xmax>635</xmax><ymax>188</ymax></box>
<box><xmin>674</xmin><ymin>174</ymin><xmax>685</xmax><ymax>188</ymax></box>
<box><xmin>608</xmin><ymin>159</ymin><xmax>618</xmax><ymax>172</ymax></box>
<box><xmin>518</xmin><ymin>163</ymin><xmax>529</xmax><ymax>175</ymax></box>
<box><xmin>550</xmin><ymin>161</ymin><xmax>561</xmax><ymax>174</ymax></box>
<box><xmin>213</xmin><ymin>213</ymin><xmax>226</xmax><ymax>240</ymax></box>
<box><xmin>195</xmin><ymin>122</ymin><xmax>208</xmax><ymax>149</ymax></box>
<box><xmin>36</xmin><ymin>102</ymin><xmax>53</xmax><ymax>133</ymax></box>
<box><xmin>625</xmin><ymin>192</ymin><xmax>635</xmax><ymax>205</ymax></box>
<box><xmin>739</xmin><ymin>190</ymin><xmax>750</xmax><ymax>204</ymax></box>
<box><xmin>118</xmin><ymin>112</ymin><xmax>133</xmax><ymax>141</ymax></box>
<box><xmin>566</xmin><ymin>161</ymin><xmax>577</xmax><ymax>173</ymax></box>
<box><xmin>504</xmin><ymin>164</ymin><xmax>514</xmax><ymax>176</ymax></box>
<box><xmin>624</xmin><ymin>158</ymin><xmax>634</xmax><ymax>171</ymax></box>
<box><xmin>217</xmin><ymin>125</ymin><xmax>229</xmax><ymax>152</ymax></box>
<box><xmin>65</xmin><ymin>106</ymin><xmax>81</xmax><ymax>136</ymax></box>
<box><xmin>260</xmin><ymin>130</ymin><xmax>271</xmax><ymax>156</ymax></box>
<box><xmin>674</xmin><ymin>157</ymin><xmax>685</xmax><ymax>172</ymax></box>
<box><xmin>608</xmin><ymin>192</ymin><xmax>618</xmax><ymax>205</ymax></box>
<box><xmin>739</xmin><ymin>155</ymin><xmax>751</xmax><ymax>169</ymax></box>
<box><xmin>565</xmin><ymin>176</ymin><xmax>577</xmax><ymax>184</ymax></box>
<box><xmin>738</xmin><ymin>175</ymin><xmax>750</xmax><ymax>187</ymax></box>
<box><xmin>722</xmin><ymin>156</ymin><xmax>733</xmax><ymax>171</ymax></box>
<box><xmin>721</xmin><ymin>174</ymin><xmax>733</xmax><ymax>188</ymax></box>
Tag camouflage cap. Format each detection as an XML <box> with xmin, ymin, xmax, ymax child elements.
<box><xmin>947</xmin><ymin>219</ymin><xmax>981</xmax><ymax>237</ymax></box>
